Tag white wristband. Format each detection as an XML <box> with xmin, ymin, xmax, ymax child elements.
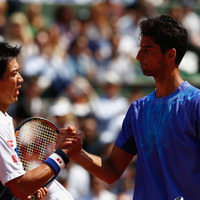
<box><xmin>48</xmin><ymin>153</ymin><xmax>66</xmax><ymax>169</ymax></box>
<box><xmin>44</xmin><ymin>149</ymin><xmax>69</xmax><ymax>173</ymax></box>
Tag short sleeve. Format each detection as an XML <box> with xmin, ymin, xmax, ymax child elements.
<box><xmin>115</xmin><ymin>105</ymin><xmax>137</xmax><ymax>155</ymax></box>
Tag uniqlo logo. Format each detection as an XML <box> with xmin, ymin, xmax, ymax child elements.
<box><xmin>7</xmin><ymin>140</ymin><xmax>13</xmax><ymax>147</ymax></box>
<box><xmin>57</xmin><ymin>158</ymin><xmax>62</xmax><ymax>164</ymax></box>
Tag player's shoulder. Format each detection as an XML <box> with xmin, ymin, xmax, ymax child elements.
<box><xmin>0</xmin><ymin>114</ymin><xmax>12</xmax><ymax>128</ymax></box>
<box><xmin>127</xmin><ymin>92</ymin><xmax>154</xmax><ymax>116</ymax></box>
<box><xmin>183</xmin><ymin>82</ymin><xmax>200</xmax><ymax>100</ymax></box>
<box><xmin>0</xmin><ymin>112</ymin><xmax>14</xmax><ymax>138</ymax></box>
<box><xmin>131</xmin><ymin>91</ymin><xmax>154</xmax><ymax>106</ymax></box>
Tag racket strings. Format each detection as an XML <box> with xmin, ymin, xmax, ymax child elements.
<box><xmin>16</xmin><ymin>119</ymin><xmax>58</xmax><ymax>171</ymax></box>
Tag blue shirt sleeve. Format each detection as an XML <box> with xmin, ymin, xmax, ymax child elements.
<box><xmin>115</xmin><ymin>105</ymin><xmax>137</xmax><ymax>155</ymax></box>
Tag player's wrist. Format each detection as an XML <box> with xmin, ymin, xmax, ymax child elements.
<box><xmin>55</xmin><ymin>149</ymin><xmax>70</xmax><ymax>164</ymax></box>
<box><xmin>44</xmin><ymin>149</ymin><xmax>69</xmax><ymax>174</ymax></box>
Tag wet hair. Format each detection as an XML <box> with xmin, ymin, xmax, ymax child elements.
<box><xmin>139</xmin><ymin>14</ymin><xmax>188</xmax><ymax>64</ymax></box>
<box><xmin>0</xmin><ymin>41</ymin><xmax>22</xmax><ymax>78</ymax></box>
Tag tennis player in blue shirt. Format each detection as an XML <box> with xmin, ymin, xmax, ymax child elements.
<box><xmin>57</xmin><ymin>14</ymin><xmax>200</xmax><ymax>200</ymax></box>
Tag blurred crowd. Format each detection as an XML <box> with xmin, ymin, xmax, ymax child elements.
<box><xmin>2</xmin><ymin>0</ymin><xmax>200</xmax><ymax>199</ymax></box>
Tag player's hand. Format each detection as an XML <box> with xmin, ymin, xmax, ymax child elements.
<box><xmin>27</xmin><ymin>187</ymin><xmax>48</xmax><ymax>199</ymax></box>
<box><xmin>56</xmin><ymin>126</ymin><xmax>83</xmax><ymax>158</ymax></box>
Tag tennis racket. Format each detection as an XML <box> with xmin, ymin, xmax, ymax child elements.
<box><xmin>15</xmin><ymin>117</ymin><xmax>59</xmax><ymax>199</ymax></box>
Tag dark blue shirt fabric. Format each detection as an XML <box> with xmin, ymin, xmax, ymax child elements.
<box><xmin>116</xmin><ymin>81</ymin><xmax>200</xmax><ymax>200</ymax></box>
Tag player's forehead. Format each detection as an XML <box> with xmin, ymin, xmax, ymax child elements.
<box><xmin>7</xmin><ymin>58</ymin><xmax>19</xmax><ymax>69</ymax></box>
<box><xmin>5</xmin><ymin>58</ymin><xmax>19</xmax><ymax>73</ymax></box>
<box><xmin>139</xmin><ymin>36</ymin><xmax>158</xmax><ymax>48</ymax></box>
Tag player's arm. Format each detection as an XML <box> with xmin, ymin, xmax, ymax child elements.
<box><xmin>6</xmin><ymin>138</ymin><xmax>81</xmax><ymax>199</ymax></box>
<box><xmin>71</xmin><ymin>145</ymin><xmax>134</xmax><ymax>184</ymax></box>
<box><xmin>56</xmin><ymin>128</ymin><xmax>134</xmax><ymax>184</ymax></box>
<box><xmin>6</xmin><ymin>163</ymin><xmax>54</xmax><ymax>199</ymax></box>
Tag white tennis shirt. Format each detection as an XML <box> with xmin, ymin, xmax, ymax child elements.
<box><xmin>0</xmin><ymin>111</ymin><xmax>25</xmax><ymax>185</ymax></box>
<box><xmin>0</xmin><ymin>111</ymin><xmax>74</xmax><ymax>199</ymax></box>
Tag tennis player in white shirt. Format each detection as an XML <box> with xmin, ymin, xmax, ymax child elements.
<box><xmin>0</xmin><ymin>41</ymin><xmax>80</xmax><ymax>199</ymax></box>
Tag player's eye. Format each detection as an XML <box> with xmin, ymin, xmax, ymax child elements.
<box><xmin>12</xmin><ymin>72</ymin><xmax>17</xmax><ymax>77</ymax></box>
<box><xmin>12</xmin><ymin>70</ymin><xmax>18</xmax><ymax>77</ymax></box>
<box><xmin>144</xmin><ymin>48</ymin><xmax>151</xmax><ymax>53</ymax></box>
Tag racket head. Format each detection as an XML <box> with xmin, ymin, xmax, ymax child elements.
<box><xmin>15</xmin><ymin>117</ymin><xmax>59</xmax><ymax>172</ymax></box>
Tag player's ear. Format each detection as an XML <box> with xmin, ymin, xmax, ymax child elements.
<box><xmin>167</xmin><ymin>48</ymin><xmax>176</xmax><ymax>60</ymax></box>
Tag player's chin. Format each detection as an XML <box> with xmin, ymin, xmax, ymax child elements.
<box><xmin>11</xmin><ymin>96</ymin><xmax>19</xmax><ymax>104</ymax></box>
<box><xmin>142</xmin><ymin>70</ymin><xmax>151</xmax><ymax>76</ymax></box>
<box><xmin>141</xmin><ymin>67</ymin><xmax>153</xmax><ymax>76</ymax></box>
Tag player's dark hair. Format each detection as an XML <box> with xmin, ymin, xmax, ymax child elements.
<box><xmin>0</xmin><ymin>41</ymin><xmax>22</xmax><ymax>79</ymax></box>
<box><xmin>139</xmin><ymin>14</ymin><xmax>188</xmax><ymax>64</ymax></box>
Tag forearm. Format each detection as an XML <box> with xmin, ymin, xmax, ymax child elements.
<box><xmin>7</xmin><ymin>163</ymin><xmax>54</xmax><ymax>199</ymax></box>
<box><xmin>72</xmin><ymin>149</ymin><xmax>121</xmax><ymax>184</ymax></box>
<box><xmin>7</xmin><ymin>148</ymin><xmax>69</xmax><ymax>199</ymax></box>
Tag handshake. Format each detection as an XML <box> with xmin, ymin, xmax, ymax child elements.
<box><xmin>56</xmin><ymin>126</ymin><xmax>83</xmax><ymax>160</ymax></box>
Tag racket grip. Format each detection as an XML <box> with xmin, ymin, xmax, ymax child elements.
<box><xmin>44</xmin><ymin>149</ymin><xmax>69</xmax><ymax>174</ymax></box>
<box><xmin>32</xmin><ymin>194</ymin><xmax>37</xmax><ymax>200</ymax></box>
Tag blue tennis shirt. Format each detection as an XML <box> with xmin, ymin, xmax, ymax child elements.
<box><xmin>115</xmin><ymin>81</ymin><xmax>200</xmax><ymax>200</ymax></box>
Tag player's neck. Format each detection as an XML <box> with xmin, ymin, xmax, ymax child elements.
<box><xmin>0</xmin><ymin>104</ymin><xmax>9</xmax><ymax>115</ymax></box>
<box><xmin>154</xmin><ymin>72</ymin><xmax>184</xmax><ymax>98</ymax></box>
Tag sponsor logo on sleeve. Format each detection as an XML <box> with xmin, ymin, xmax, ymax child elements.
<box><xmin>11</xmin><ymin>148</ymin><xmax>21</xmax><ymax>163</ymax></box>
<box><xmin>12</xmin><ymin>155</ymin><xmax>21</xmax><ymax>163</ymax></box>
<box><xmin>7</xmin><ymin>140</ymin><xmax>13</xmax><ymax>147</ymax></box>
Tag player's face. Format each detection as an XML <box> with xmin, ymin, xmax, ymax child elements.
<box><xmin>0</xmin><ymin>58</ymin><xmax>23</xmax><ymax>112</ymax></box>
<box><xmin>136</xmin><ymin>36</ymin><xmax>167</xmax><ymax>77</ymax></box>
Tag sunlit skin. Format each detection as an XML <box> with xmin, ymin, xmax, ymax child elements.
<box><xmin>0</xmin><ymin>58</ymin><xmax>23</xmax><ymax>113</ymax></box>
<box><xmin>136</xmin><ymin>36</ymin><xmax>183</xmax><ymax>98</ymax></box>
<box><xmin>28</xmin><ymin>187</ymin><xmax>48</xmax><ymax>199</ymax></box>
<box><xmin>136</xmin><ymin>36</ymin><xmax>168</xmax><ymax>78</ymax></box>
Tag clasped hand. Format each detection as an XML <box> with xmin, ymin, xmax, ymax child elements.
<box><xmin>56</xmin><ymin>126</ymin><xmax>83</xmax><ymax>158</ymax></box>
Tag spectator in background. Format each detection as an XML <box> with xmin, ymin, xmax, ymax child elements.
<box><xmin>117</xmin><ymin>161</ymin><xmax>136</xmax><ymax>200</ymax></box>
<box><xmin>53</xmin><ymin>5</ymin><xmax>77</xmax><ymax>51</ymax></box>
<box><xmin>84</xmin><ymin>3</ymin><xmax>113</xmax><ymax>63</ymax></box>
<box><xmin>47</xmin><ymin>96</ymin><xmax>79</xmax><ymax>129</ymax></box>
<box><xmin>25</xmin><ymin>3</ymin><xmax>47</xmax><ymax>37</ymax></box>
<box><xmin>4</xmin><ymin>12</ymin><xmax>38</xmax><ymax>59</ymax></box>
<box><xmin>169</xmin><ymin>3</ymin><xmax>200</xmax><ymax>75</ymax></box>
<box><xmin>0</xmin><ymin>1</ymin><xmax>8</xmax><ymax>36</ymax></box>
<box><xmin>91</xmin><ymin>71</ymin><xmax>129</xmax><ymax>145</ymax></box>
<box><xmin>117</xmin><ymin>1</ymin><xmax>150</xmax><ymax>47</ymax></box>
<box><xmin>67</xmin><ymin>161</ymin><xmax>90</xmax><ymax>200</ymax></box>
<box><xmin>22</xmin><ymin>27</ymin><xmax>67</xmax><ymax>96</ymax></box>
<box><xmin>64</xmin><ymin>35</ymin><xmax>97</xmax><ymax>83</ymax></box>
<box><xmin>96</xmin><ymin>31</ymin><xmax>136</xmax><ymax>84</ymax></box>
<box><xmin>63</xmin><ymin>76</ymin><xmax>98</xmax><ymax>118</ymax></box>
<box><xmin>80</xmin><ymin>175</ymin><xmax>117</xmax><ymax>200</ymax></box>
<box><xmin>128</xmin><ymin>87</ymin><xmax>145</xmax><ymax>104</ymax></box>
<box><xmin>78</xmin><ymin>115</ymin><xmax>101</xmax><ymax>155</ymax></box>
<box><xmin>181</xmin><ymin>2</ymin><xmax>200</xmax><ymax>48</ymax></box>
<box><xmin>47</xmin><ymin>96</ymin><xmax>90</xmax><ymax>200</ymax></box>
